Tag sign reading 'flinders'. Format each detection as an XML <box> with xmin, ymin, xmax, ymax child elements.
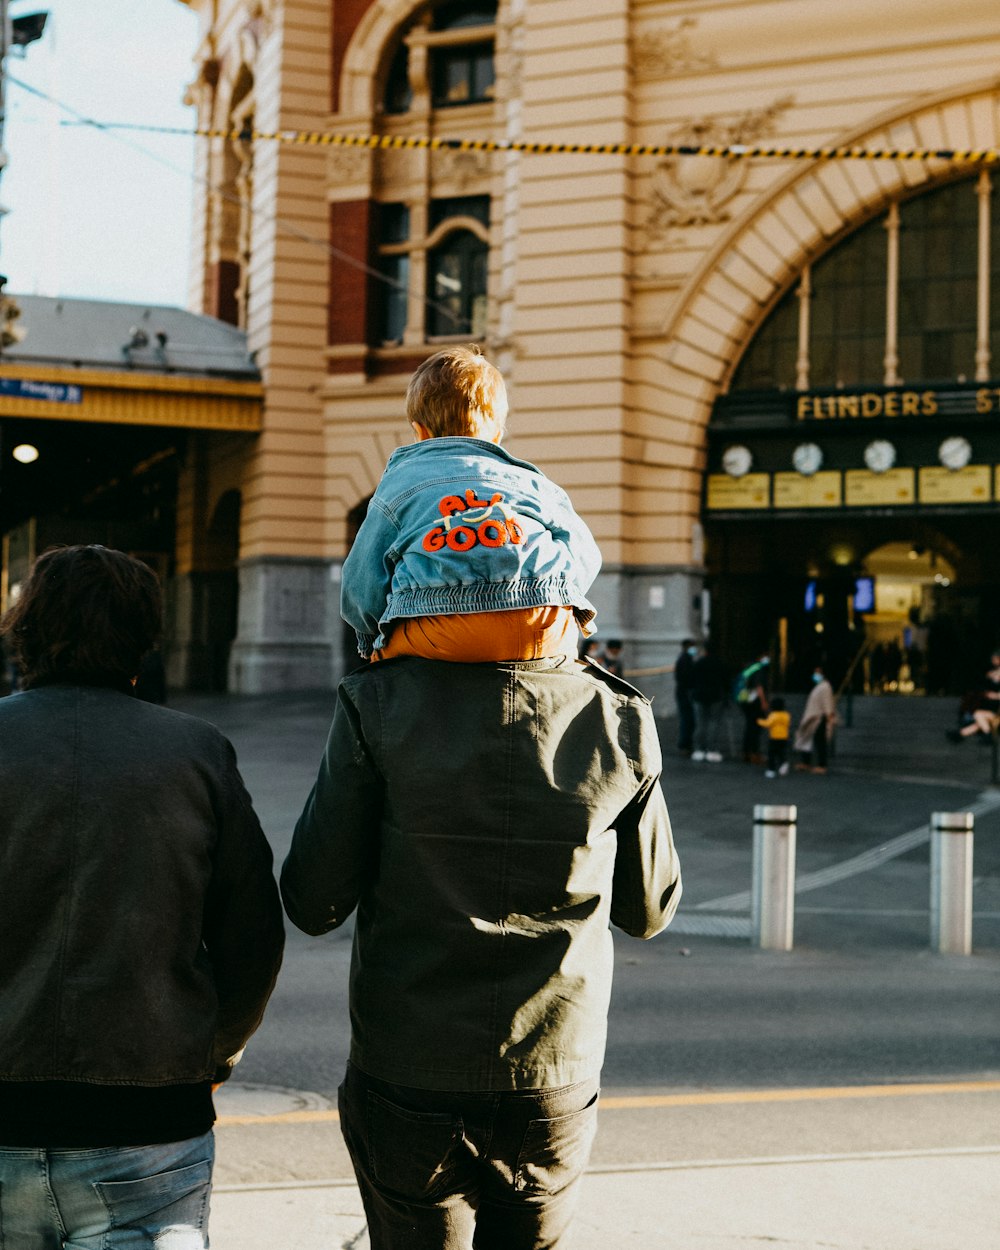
<box><xmin>796</xmin><ymin>386</ymin><xmax>1000</xmax><ymax>421</ymax></box>
<box><xmin>706</xmin><ymin>382</ymin><xmax>1000</xmax><ymax>513</ymax></box>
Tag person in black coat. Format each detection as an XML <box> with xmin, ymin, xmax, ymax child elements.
<box><xmin>674</xmin><ymin>638</ymin><xmax>697</xmax><ymax>755</ymax></box>
<box><xmin>0</xmin><ymin>545</ymin><xmax>284</xmax><ymax>1249</ymax></box>
<box><xmin>690</xmin><ymin>641</ymin><xmax>728</xmax><ymax>762</ymax></box>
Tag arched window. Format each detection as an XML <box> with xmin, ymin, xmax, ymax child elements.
<box><xmin>732</xmin><ymin>173</ymin><xmax>997</xmax><ymax>393</ymax></box>
<box><xmin>381</xmin><ymin>1</ymin><xmax>497</xmax><ymax>115</ymax></box>
<box><xmin>367</xmin><ymin>4</ymin><xmax>497</xmax><ymax>347</ymax></box>
<box><xmin>207</xmin><ymin>68</ymin><xmax>254</xmax><ymax>328</ymax></box>
<box><xmin>374</xmin><ymin>195</ymin><xmax>491</xmax><ymax>345</ymax></box>
<box><xmin>428</xmin><ymin>230</ymin><xmax>489</xmax><ymax>337</ymax></box>
<box><xmin>897</xmin><ymin>180</ymin><xmax>977</xmax><ymax>382</ymax></box>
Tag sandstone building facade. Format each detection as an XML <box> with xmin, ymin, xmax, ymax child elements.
<box><xmin>9</xmin><ymin>1</ymin><xmax>999</xmax><ymax>696</ymax></box>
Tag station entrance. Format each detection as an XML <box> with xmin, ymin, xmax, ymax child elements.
<box><xmin>1</xmin><ymin>415</ymin><xmax>245</xmax><ymax>691</ymax></box>
<box><xmin>704</xmin><ymin>511</ymin><xmax>999</xmax><ymax>697</ymax></box>
<box><xmin>700</xmin><ymin>169</ymin><xmax>1000</xmax><ymax>699</ymax></box>
<box><xmin>0</xmin><ymin>415</ymin><xmax>183</xmax><ymax>595</ymax></box>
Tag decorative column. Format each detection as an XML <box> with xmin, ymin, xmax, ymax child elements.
<box><xmin>976</xmin><ymin>171</ymin><xmax>992</xmax><ymax>383</ymax></box>
<box><xmin>795</xmin><ymin>265</ymin><xmax>811</xmax><ymax>391</ymax></box>
<box><xmin>404</xmin><ymin>200</ymin><xmax>429</xmax><ymax>345</ymax></box>
<box><xmin>883</xmin><ymin>202</ymin><xmax>900</xmax><ymax>386</ymax></box>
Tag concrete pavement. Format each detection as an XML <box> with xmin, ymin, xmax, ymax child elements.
<box><xmin>170</xmin><ymin>687</ymin><xmax>1000</xmax><ymax>1249</ymax></box>
<box><xmin>209</xmin><ymin>1146</ymin><xmax>999</xmax><ymax>1250</ymax></box>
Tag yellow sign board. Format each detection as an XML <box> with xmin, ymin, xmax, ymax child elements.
<box><xmin>919</xmin><ymin>465</ymin><xmax>991</xmax><ymax>504</ymax></box>
<box><xmin>773</xmin><ymin>471</ymin><xmax>842</xmax><ymax>509</ymax></box>
<box><xmin>706</xmin><ymin>473</ymin><xmax>770</xmax><ymax>510</ymax></box>
<box><xmin>844</xmin><ymin>468</ymin><xmax>915</xmax><ymax>507</ymax></box>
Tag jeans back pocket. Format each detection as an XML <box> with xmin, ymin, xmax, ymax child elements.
<box><xmin>367</xmin><ymin>1091</ymin><xmax>465</xmax><ymax>1201</ymax></box>
<box><xmin>96</xmin><ymin>1158</ymin><xmax>212</xmax><ymax>1246</ymax></box>
<box><xmin>514</xmin><ymin>1092</ymin><xmax>599</xmax><ymax>1196</ymax></box>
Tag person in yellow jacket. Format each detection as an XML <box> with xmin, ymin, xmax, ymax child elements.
<box><xmin>757</xmin><ymin>695</ymin><xmax>791</xmax><ymax>777</ymax></box>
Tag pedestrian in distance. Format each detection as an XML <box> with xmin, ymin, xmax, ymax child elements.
<box><xmin>674</xmin><ymin>637</ymin><xmax>697</xmax><ymax>755</ymax></box>
<box><xmin>600</xmin><ymin>638</ymin><xmax>624</xmax><ymax>678</ymax></box>
<box><xmin>946</xmin><ymin>651</ymin><xmax>1000</xmax><ymax>743</ymax></box>
<box><xmin>0</xmin><ymin>545</ymin><xmax>284</xmax><ymax>1250</ymax></box>
<box><xmin>280</xmin><ymin>655</ymin><xmax>681</xmax><ymax>1249</ymax></box>
<box><xmin>0</xmin><ymin>630</ymin><xmax>18</xmax><ymax>694</ymax></box>
<box><xmin>757</xmin><ymin>695</ymin><xmax>791</xmax><ymax>777</ymax></box>
<box><xmin>794</xmin><ymin>665</ymin><xmax>838</xmax><ymax>773</ymax></box>
<box><xmin>579</xmin><ymin>636</ymin><xmax>602</xmax><ymax>663</ymax></box>
<box><xmin>341</xmin><ymin>343</ymin><xmax>601</xmax><ymax>665</ymax></box>
<box><xmin>690</xmin><ymin>640</ymin><xmax>728</xmax><ymax>762</ymax></box>
<box><xmin>735</xmin><ymin>653</ymin><xmax>770</xmax><ymax>763</ymax></box>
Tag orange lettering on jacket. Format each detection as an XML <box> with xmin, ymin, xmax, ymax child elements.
<box><xmin>424</xmin><ymin>490</ymin><xmax>525</xmax><ymax>554</ymax></box>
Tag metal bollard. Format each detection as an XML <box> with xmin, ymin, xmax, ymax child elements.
<box><xmin>752</xmin><ymin>805</ymin><xmax>797</xmax><ymax>951</ymax></box>
<box><xmin>930</xmin><ymin>811</ymin><xmax>974</xmax><ymax>955</ymax></box>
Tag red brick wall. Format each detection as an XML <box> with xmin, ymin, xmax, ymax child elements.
<box><xmin>328</xmin><ymin>198</ymin><xmax>374</xmax><ymax>346</ymax></box>
<box><xmin>332</xmin><ymin>0</ymin><xmax>375</xmax><ymax>110</ymax></box>
<box><xmin>205</xmin><ymin>260</ymin><xmax>241</xmax><ymax>326</ymax></box>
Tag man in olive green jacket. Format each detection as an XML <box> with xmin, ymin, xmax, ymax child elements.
<box><xmin>281</xmin><ymin>655</ymin><xmax>681</xmax><ymax>1250</ymax></box>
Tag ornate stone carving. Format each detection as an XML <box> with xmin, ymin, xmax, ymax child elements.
<box><xmin>239</xmin><ymin>3</ymin><xmax>275</xmax><ymax>65</ymax></box>
<box><xmin>328</xmin><ymin>144</ymin><xmax>372</xmax><ymax>187</ymax></box>
<box><xmin>633</xmin><ymin>18</ymin><xmax>716</xmax><ymax>79</ymax></box>
<box><xmin>645</xmin><ymin>97</ymin><xmax>794</xmax><ymax>239</ymax></box>
<box><xmin>432</xmin><ymin>146</ymin><xmax>492</xmax><ymax>188</ymax></box>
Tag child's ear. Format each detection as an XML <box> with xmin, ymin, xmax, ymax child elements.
<box><xmin>411</xmin><ymin>421</ymin><xmax>433</xmax><ymax>442</ymax></box>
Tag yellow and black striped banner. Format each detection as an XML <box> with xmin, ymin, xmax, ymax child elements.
<box><xmin>89</xmin><ymin>121</ymin><xmax>1000</xmax><ymax>164</ymax></box>
<box><xmin>12</xmin><ymin>76</ymin><xmax>998</xmax><ymax>164</ymax></box>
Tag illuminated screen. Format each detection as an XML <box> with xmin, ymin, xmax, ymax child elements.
<box><xmin>853</xmin><ymin>576</ymin><xmax>875</xmax><ymax>614</ymax></box>
<box><xmin>804</xmin><ymin>580</ymin><xmax>817</xmax><ymax>613</ymax></box>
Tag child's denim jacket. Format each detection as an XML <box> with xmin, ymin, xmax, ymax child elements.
<box><xmin>341</xmin><ymin>437</ymin><xmax>602</xmax><ymax>657</ymax></box>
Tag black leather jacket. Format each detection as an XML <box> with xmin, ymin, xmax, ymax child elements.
<box><xmin>0</xmin><ymin>684</ymin><xmax>284</xmax><ymax>1087</ymax></box>
<box><xmin>281</xmin><ymin>656</ymin><xmax>681</xmax><ymax>1092</ymax></box>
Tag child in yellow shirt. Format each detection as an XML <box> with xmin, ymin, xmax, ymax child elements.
<box><xmin>757</xmin><ymin>696</ymin><xmax>791</xmax><ymax>777</ymax></box>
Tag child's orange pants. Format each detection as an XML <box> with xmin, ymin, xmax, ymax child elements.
<box><xmin>375</xmin><ymin>606</ymin><xmax>579</xmax><ymax>663</ymax></box>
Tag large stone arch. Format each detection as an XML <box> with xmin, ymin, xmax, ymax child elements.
<box><xmin>658</xmin><ymin>79</ymin><xmax>1000</xmax><ymax>433</ymax></box>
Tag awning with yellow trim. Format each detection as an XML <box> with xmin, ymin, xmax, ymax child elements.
<box><xmin>0</xmin><ymin>364</ymin><xmax>262</xmax><ymax>432</ymax></box>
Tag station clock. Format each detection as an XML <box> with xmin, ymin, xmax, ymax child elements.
<box><xmin>721</xmin><ymin>444</ymin><xmax>753</xmax><ymax>478</ymax></box>
<box><xmin>938</xmin><ymin>436</ymin><xmax>972</xmax><ymax>470</ymax></box>
<box><xmin>863</xmin><ymin>439</ymin><xmax>896</xmax><ymax>474</ymax></box>
<box><xmin>792</xmin><ymin>442</ymin><xmax>824</xmax><ymax>476</ymax></box>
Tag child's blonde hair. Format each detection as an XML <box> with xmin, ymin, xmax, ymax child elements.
<box><xmin>406</xmin><ymin>344</ymin><xmax>507</xmax><ymax>438</ymax></box>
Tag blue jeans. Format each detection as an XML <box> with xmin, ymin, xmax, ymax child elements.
<box><xmin>0</xmin><ymin>1132</ymin><xmax>213</xmax><ymax>1249</ymax></box>
<box><xmin>339</xmin><ymin>1063</ymin><xmax>599</xmax><ymax>1249</ymax></box>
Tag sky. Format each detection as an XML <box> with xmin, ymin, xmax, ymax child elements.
<box><xmin>1</xmin><ymin>0</ymin><xmax>200</xmax><ymax>307</ymax></box>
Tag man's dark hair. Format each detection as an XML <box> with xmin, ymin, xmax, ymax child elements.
<box><xmin>0</xmin><ymin>545</ymin><xmax>162</xmax><ymax>690</ymax></box>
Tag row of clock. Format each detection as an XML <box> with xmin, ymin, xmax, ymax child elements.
<box><xmin>721</xmin><ymin>436</ymin><xmax>975</xmax><ymax>479</ymax></box>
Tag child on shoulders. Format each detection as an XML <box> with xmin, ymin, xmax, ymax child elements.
<box><xmin>341</xmin><ymin>344</ymin><xmax>601</xmax><ymax>664</ymax></box>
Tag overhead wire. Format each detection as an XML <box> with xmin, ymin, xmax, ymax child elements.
<box><xmin>5</xmin><ymin>74</ymin><xmax>468</xmax><ymax>332</ymax></box>
<box><xmin>19</xmin><ymin>104</ymin><xmax>1000</xmax><ymax>164</ymax></box>
<box><xmin>8</xmin><ymin>73</ymin><xmax>999</xmax><ymax>343</ymax></box>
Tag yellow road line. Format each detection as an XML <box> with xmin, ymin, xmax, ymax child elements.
<box><xmin>599</xmin><ymin>1081</ymin><xmax>1000</xmax><ymax>1109</ymax></box>
<box><xmin>216</xmin><ymin>1080</ymin><xmax>1000</xmax><ymax>1126</ymax></box>
<box><xmin>218</xmin><ymin>1109</ymin><xmax>341</xmax><ymax>1126</ymax></box>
